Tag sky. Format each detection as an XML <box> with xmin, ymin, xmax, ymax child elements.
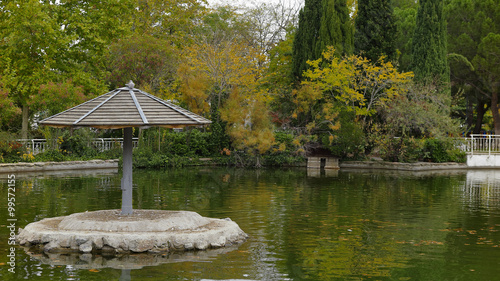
<box><xmin>205</xmin><ymin>0</ymin><xmax>303</xmax><ymax>9</ymax></box>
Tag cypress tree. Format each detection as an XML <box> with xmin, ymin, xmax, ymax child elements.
<box><xmin>410</xmin><ymin>0</ymin><xmax>449</xmax><ymax>83</ymax></box>
<box><xmin>292</xmin><ymin>0</ymin><xmax>322</xmax><ymax>80</ymax></box>
<box><xmin>315</xmin><ymin>0</ymin><xmax>354</xmax><ymax>58</ymax></box>
<box><xmin>354</xmin><ymin>0</ymin><xmax>396</xmax><ymax>62</ymax></box>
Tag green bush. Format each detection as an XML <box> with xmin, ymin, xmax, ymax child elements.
<box><xmin>377</xmin><ymin>137</ymin><xmax>466</xmax><ymax>163</ymax></box>
<box><xmin>132</xmin><ymin>146</ymin><xmax>196</xmax><ymax>168</ymax></box>
<box><xmin>423</xmin><ymin>138</ymin><xmax>466</xmax><ymax>163</ymax></box>
<box><xmin>34</xmin><ymin>149</ymin><xmax>68</xmax><ymax>162</ymax></box>
<box><xmin>378</xmin><ymin>137</ymin><xmax>425</xmax><ymax>163</ymax></box>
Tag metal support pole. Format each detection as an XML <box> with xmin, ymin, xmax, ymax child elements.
<box><xmin>121</xmin><ymin>127</ymin><xmax>134</xmax><ymax>215</ymax></box>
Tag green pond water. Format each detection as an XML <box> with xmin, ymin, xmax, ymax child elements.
<box><xmin>1</xmin><ymin>167</ymin><xmax>500</xmax><ymax>280</ymax></box>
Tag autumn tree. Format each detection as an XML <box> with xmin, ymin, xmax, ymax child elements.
<box><xmin>302</xmin><ymin>47</ymin><xmax>413</xmax><ymax>121</ymax></box>
<box><xmin>295</xmin><ymin>47</ymin><xmax>413</xmax><ymax>157</ymax></box>
<box><xmin>175</xmin><ymin>6</ymin><xmax>274</xmax><ymax>157</ymax></box>
<box><xmin>220</xmin><ymin>88</ymin><xmax>275</xmax><ymax>167</ymax></box>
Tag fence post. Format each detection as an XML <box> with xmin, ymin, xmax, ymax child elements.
<box><xmin>471</xmin><ymin>135</ymin><xmax>474</xmax><ymax>156</ymax></box>
<box><xmin>489</xmin><ymin>135</ymin><xmax>492</xmax><ymax>156</ymax></box>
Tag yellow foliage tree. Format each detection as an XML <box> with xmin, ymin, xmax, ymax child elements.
<box><xmin>302</xmin><ymin>46</ymin><xmax>414</xmax><ymax>120</ymax></box>
<box><xmin>220</xmin><ymin>88</ymin><xmax>275</xmax><ymax>167</ymax></box>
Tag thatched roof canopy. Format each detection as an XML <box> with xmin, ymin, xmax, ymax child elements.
<box><xmin>39</xmin><ymin>81</ymin><xmax>211</xmax><ymax>129</ymax></box>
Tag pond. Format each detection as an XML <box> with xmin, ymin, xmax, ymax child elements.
<box><xmin>1</xmin><ymin>167</ymin><xmax>500</xmax><ymax>280</ymax></box>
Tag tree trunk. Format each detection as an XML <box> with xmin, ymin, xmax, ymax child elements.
<box><xmin>473</xmin><ymin>100</ymin><xmax>486</xmax><ymax>135</ymax></box>
<box><xmin>21</xmin><ymin>105</ymin><xmax>29</xmax><ymax>139</ymax></box>
<box><xmin>466</xmin><ymin>98</ymin><xmax>474</xmax><ymax>132</ymax></box>
<box><xmin>491</xmin><ymin>91</ymin><xmax>500</xmax><ymax>135</ymax></box>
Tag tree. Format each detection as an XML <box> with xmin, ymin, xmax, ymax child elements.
<box><xmin>0</xmin><ymin>0</ymin><xmax>60</xmax><ymax>138</ymax></box>
<box><xmin>446</xmin><ymin>0</ymin><xmax>500</xmax><ymax>133</ymax></box>
<box><xmin>0</xmin><ymin>0</ymin><xmax>133</xmax><ymax>138</ymax></box>
<box><xmin>316</xmin><ymin>0</ymin><xmax>354</xmax><ymax>58</ymax></box>
<box><xmin>132</xmin><ymin>0</ymin><xmax>207</xmax><ymax>45</ymax></box>
<box><xmin>393</xmin><ymin>5</ymin><xmax>417</xmax><ymax>72</ymax></box>
<box><xmin>292</xmin><ymin>0</ymin><xmax>322</xmax><ymax>80</ymax></box>
<box><xmin>106</xmin><ymin>35</ymin><xmax>178</xmax><ymax>95</ymax></box>
<box><xmin>354</xmin><ymin>0</ymin><xmax>396</xmax><ymax>63</ymax></box>
<box><xmin>293</xmin><ymin>47</ymin><xmax>413</xmax><ymax>157</ymax></box>
<box><xmin>302</xmin><ymin>47</ymin><xmax>413</xmax><ymax>120</ymax></box>
<box><xmin>220</xmin><ymin>88</ymin><xmax>275</xmax><ymax>167</ymax></box>
<box><xmin>410</xmin><ymin>0</ymin><xmax>449</xmax><ymax>83</ymax></box>
<box><xmin>174</xmin><ymin>6</ymin><xmax>273</xmax><ymax>159</ymax></box>
<box><xmin>241</xmin><ymin>1</ymin><xmax>300</xmax><ymax>57</ymax></box>
<box><xmin>473</xmin><ymin>33</ymin><xmax>500</xmax><ymax>134</ymax></box>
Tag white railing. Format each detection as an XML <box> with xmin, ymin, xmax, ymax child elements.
<box><xmin>464</xmin><ymin>134</ymin><xmax>500</xmax><ymax>155</ymax></box>
<box><xmin>16</xmin><ymin>138</ymin><xmax>139</xmax><ymax>154</ymax></box>
<box><xmin>91</xmin><ymin>138</ymin><xmax>139</xmax><ymax>152</ymax></box>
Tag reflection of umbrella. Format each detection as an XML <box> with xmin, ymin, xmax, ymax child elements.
<box><xmin>39</xmin><ymin>81</ymin><xmax>211</xmax><ymax>215</ymax></box>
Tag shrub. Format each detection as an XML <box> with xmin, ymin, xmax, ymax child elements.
<box><xmin>0</xmin><ymin>132</ymin><xmax>26</xmax><ymax>163</ymax></box>
<box><xmin>423</xmin><ymin>138</ymin><xmax>466</xmax><ymax>163</ymax></box>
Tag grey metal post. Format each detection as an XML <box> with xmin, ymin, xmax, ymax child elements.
<box><xmin>121</xmin><ymin>127</ymin><xmax>133</xmax><ymax>215</ymax></box>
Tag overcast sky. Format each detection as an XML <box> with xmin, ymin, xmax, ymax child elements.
<box><xmin>205</xmin><ymin>0</ymin><xmax>303</xmax><ymax>9</ymax></box>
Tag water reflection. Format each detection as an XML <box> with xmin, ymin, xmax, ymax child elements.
<box><xmin>463</xmin><ymin>170</ymin><xmax>500</xmax><ymax>210</ymax></box>
<box><xmin>22</xmin><ymin>246</ymin><xmax>242</xmax><ymax>270</ymax></box>
<box><xmin>2</xmin><ymin>167</ymin><xmax>500</xmax><ymax>280</ymax></box>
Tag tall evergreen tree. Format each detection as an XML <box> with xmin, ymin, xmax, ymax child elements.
<box><xmin>316</xmin><ymin>0</ymin><xmax>354</xmax><ymax>58</ymax></box>
<box><xmin>292</xmin><ymin>0</ymin><xmax>322</xmax><ymax>81</ymax></box>
<box><xmin>292</xmin><ymin>0</ymin><xmax>354</xmax><ymax>81</ymax></box>
<box><xmin>410</xmin><ymin>0</ymin><xmax>449</xmax><ymax>83</ymax></box>
<box><xmin>354</xmin><ymin>0</ymin><xmax>396</xmax><ymax>62</ymax></box>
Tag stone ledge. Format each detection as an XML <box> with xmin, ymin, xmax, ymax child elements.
<box><xmin>17</xmin><ymin>210</ymin><xmax>248</xmax><ymax>254</ymax></box>
<box><xmin>340</xmin><ymin>161</ymin><xmax>468</xmax><ymax>171</ymax></box>
<box><xmin>0</xmin><ymin>159</ymin><xmax>118</xmax><ymax>173</ymax></box>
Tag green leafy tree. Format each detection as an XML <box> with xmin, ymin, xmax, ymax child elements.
<box><xmin>106</xmin><ymin>35</ymin><xmax>178</xmax><ymax>95</ymax></box>
<box><xmin>132</xmin><ymin>0</ymin><xmax>207</xmax><ymax>45</ymax></box>
<box><xmin>0</xmin><ymin>0</ymin><xmax>60</xmax><ymax>138</ymax></box>
<box><xmin>473</xmin><ymin>33</ymin><xmax>500</xmax><ymax>134</ymax></box>
<box><xmin>0</xmin><ymin>0</ymin><xmax>133</xmax><ymax>137</ymax></box>
<box><xmin>410</xmin><ymin>0</ymin><xmax>449</xmax><ymax>83</ymax></box>
<box><xmin>446</xmin><ymin>0</ymin><xmax>500</xmax><ymax>133</ymax></box>
<box><xmin>354</xmin><ymin>0</ymin><xmax>396</xmax><ymax>63</ymax></box>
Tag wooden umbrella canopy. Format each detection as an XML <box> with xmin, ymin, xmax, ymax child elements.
<box><xmin>39</xmin><ymin>81</ymin><xmax>211</xmax><ymax>215</ymax></box>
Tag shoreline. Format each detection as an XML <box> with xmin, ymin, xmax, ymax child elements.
<box><xmin>0</xmin><ymin>159</ymin><xmax>119</xmax><ymax>174</ymax></box>
<box><xmin>340</xmin><ymin>160</ymin><xmax>468</xmax><ymax>171</ymax></box>
<box><xmin>0</xmin><ymin>159</ymin><xmax>483</xmax><ymax>174</ymax></box>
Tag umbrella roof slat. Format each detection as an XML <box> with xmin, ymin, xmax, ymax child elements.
<box><xmin>73</xmin><ymin>90</ymin><xmax>121</xmax><ymax>125</ymax></box>
<box><xmin>39</xmin><ymin>82</ymin><xmax>211</xmax><ymax>128</ymax></box>
<box><xmin>129</xmin><ymin>90</ymin><xmax>148</xmax><ymax>124</ymax></box>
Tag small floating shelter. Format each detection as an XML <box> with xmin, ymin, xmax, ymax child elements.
<box><xmin>39</xmin><ymin>81</ymin><xmax>211</xmax><ymax>215</ymax></box>
<box><xmin>19</xmin><ymin>81</ymin><xmax>247</xmax><ymax>254</ymax></box>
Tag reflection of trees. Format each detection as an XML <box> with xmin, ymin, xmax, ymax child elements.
<box><xmin>4</xmin><ymin>168</ymin><xmax>500</xmax><ymax>280</ymax></box>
